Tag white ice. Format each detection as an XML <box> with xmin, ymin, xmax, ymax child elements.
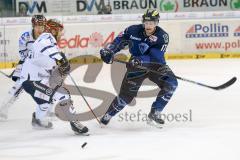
<box><xmin>0</xmin><ymin>59</ymin><xmax>239</xmax><ymax>160</ymax></box>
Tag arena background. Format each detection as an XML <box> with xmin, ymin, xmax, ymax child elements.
<box><xmin>0</xmin><ymin>0</ymin><xmax>239</xmax><ymax>68</ymax></box>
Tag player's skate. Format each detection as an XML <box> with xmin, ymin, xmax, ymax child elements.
<box><xmin>70</xmin><ymin>121</ymin><xmax>89</xmax><ymax>136</ymax></box>
<box><xmin>100</xmin><ymin>113</ymin><xmax>112</xmax><ymax>125</ymax></box>
<box><xmin>0</xmin><ymin>100</ymin><xmax>13</xmax><ymax>120</ymax></box>
<box><xmin>147</xmin><ymin>109</ymin><xmax>164</xmax><ymax>128</ymax></box>
<box><xmin>0</xmin><ymin>100</ymin><xmax>12</xmax><ymax>120</ymax></box>
<box><xmin>0</xmin><ymin>108</ymin><xmax>8</xmax><ymax>120</ymax></box>
<box><xmin>0</xmin><ymin>85</ymin><xmax>23</xmax><ymax>121</ymax></box>
<box><xmin>47</xmin><ymin>111</ymin><xmax>57</xmax><ymax>120</ymax></box>
<box><xmin>46</xmin><ymin>106</ymin><xmax>57</xmax><ymax>121</ymax></box>
<box><xmin>32</xmin><ymin>112</ymin><xmax>53</xmax><ymax>129</ymax></box>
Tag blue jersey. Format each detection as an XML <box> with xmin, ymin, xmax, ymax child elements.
<box><xmin>109</xmin><ymin>24</ymin><xmax>169</xmax><ymax>65</ymax></box>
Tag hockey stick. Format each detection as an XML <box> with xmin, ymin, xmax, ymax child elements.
<box><xmin>68</xmin><ymin>73</ymin><xmax>102</xmax><ymax>125</ymax></box>
<box><xmin>113</xmin><ymin>59</ymin><xmax>237</xmax><ymax>90</ymax></box>
<box><xmin>0</xmin><ymin>70</ymin><xmax>14</xmax><ymax>78</ymax></box>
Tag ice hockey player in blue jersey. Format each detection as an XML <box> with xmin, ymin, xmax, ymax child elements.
<box><xmin>100</xmin><ymin>9</ymin><xmax>178</xmax><ymax>127</ymax></box>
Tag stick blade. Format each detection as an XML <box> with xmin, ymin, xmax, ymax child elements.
<box><xmin>211</xmin><ymin>77</ymin><xmax>237</xmax><ymax>90</ymax></box>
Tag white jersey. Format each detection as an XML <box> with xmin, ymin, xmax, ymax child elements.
<box><xmin>18</xmin><ymin>30</ymin><xmax>35</xmax><ymax>61</ymax></box>
<box><xmin>20</xmin><ymin>33</ymin><xmax>61</xmax><ymax>83</ymax></box>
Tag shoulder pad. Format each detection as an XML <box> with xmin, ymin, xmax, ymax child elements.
<box><xmin>37</xmin><ymin>33</ymin><xmax>56</xmax><ymax>44</ymax></box>
<box><xmin>127</xmin><ymin>24</ymin><xmax>143</xmax><ymax>33</ymax></box>
<box><xmin>155</xmin><ymin>27</ymin><xmax>169</xmax><ymax>44</ymax></box>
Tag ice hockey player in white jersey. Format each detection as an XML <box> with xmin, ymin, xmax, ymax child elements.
<box><xmin>20</xmin><ymin>19</ymin><xmax>89</xmax><ymax>135</ymax></box>
<box><xmin>0</xmin><ymin>15</ymin><xmax>47</xmax><ymax>120</ymax></box>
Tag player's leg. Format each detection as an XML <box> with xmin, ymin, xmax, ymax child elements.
<box><xmin>148</xmin><ymin>65</ymin><xmax>178</xmax><ymax>127</ymax></box>
<box><xmin>22</xmin><ymin>80</ymin><xmax>89</xmax><ymax>134</ymax></box>
<box><xmin>100</xmin><ymin>67</ymin><xmax>148</xmax><ymax>125</ymax></box>
<box><xmin>32</xmin><ymin>103</ymin><xmax>53</xmax><ymax>129</ymax></box>
<box><xmin>0</xmin><ymin>80</ymin><xmax>23</xmax><ymax>120</ymax></box>
<box><xmin>49</xmin><ymin>69</ymin><xmax>89</xmax><ymax>134</ymax></box>
<box><xmin>0</xmin><ymin>63</ymin><xmax>24</xmax><ymax>120</ymax></box>
<box><xmin>53</xmin><ymin>87</ymin><xmax>89</xmax><ymax>135</ymax></box>
<box><xmin>22</xmin><ymin>80</ymin><xmax>55</xmax><ymax>129</ymax></box>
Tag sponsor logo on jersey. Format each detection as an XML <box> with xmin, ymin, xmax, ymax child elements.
<box><xmin>130</xmin><ymin>35</ymin><xmax>141</xmax><ymax>41</ymax></box>
<box><xmin>33</xmin><ymin>82</ymin><xmax>46</xmax><ymax>91</ymax></box>
<box><xmin>138</xmin><ymin>43</ymin><xmax>149</xmax><ymax>54</ymax></box>
<box><xmin>186</xmin><ymin>23</ymin><xmax>229</xmax><ymax>38</ymax></box>
<box><xmin>46</xmin><ymin>88</ymin><xmax>53</xmax><ymax>96</ymax></box>
<box><xmin>21</xmin><ymin>32</ymin><xmax>30</xmax><ymax>41</ymax></box>
<box><xmin>149</xmin><ymin>35</ymin><xmax>158</xmax><ymax>42</ymax></box>
<box><xmin>234</xmin><ymin>26</ymin><xmax>240</xmax><ymax>37</ymax></box>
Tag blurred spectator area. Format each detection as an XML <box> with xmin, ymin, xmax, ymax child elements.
<box><xmin>0</xmin><ymin>0</ymin><xmax>16</xmax><ymax>17</ymax></box>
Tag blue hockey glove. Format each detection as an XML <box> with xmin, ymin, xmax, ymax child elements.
<box><xmin>100</xmin><ymin>48</ymin><xmax>114</xmax><ymax>64</ymax></box>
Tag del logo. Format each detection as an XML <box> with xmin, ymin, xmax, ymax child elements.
<box><xmin>234</xmin><ymin>26</ymin><xmax>240</xmax><ymax>37</ymax></box>
<box><xmin>186</xmin><ymin>23</ymin><xmax>229</xmax><ymax>38</ymax></box>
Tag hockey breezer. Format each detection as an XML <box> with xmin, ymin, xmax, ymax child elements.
<box><xmin>114</xmin><ymin>59</ymin><xmax>237</xmax><ymax>90</ymax></box>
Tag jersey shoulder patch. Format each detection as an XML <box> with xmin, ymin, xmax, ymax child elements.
<box><xmin>149</xmin><ymin>35</ymin><xmax>158</xmax><ymax>42</ymax></box>
<box><xmin>20</xmin><ymin>31</ymin><xmax>31</xmax><ymax>41</ymax></box>
<box><xmin>155</xmin><ymin>27</ymin><xmax>169</xmax><ymax>44</ymax></box>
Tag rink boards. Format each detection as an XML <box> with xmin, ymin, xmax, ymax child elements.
<box><xmin>0</xmin><ymin>14</ymin><xmax>239</xmax><ymax>68</ymax></box>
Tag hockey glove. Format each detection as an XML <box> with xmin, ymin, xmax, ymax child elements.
<box><xmin>56</xmin><ymin>52</ymin><xmax>71</xmax><ymax>76</ymax></box>
<box><xmin>100</xmin><ymin>48</ymin><xmax>114</xmax><ymax>64</ymax></box>
<box><xmin>127</xmin><ymin>57</ymin><xmax>142</xmax><ymax>68</ymax></box>
<box><xmin>12</xmin><ymin>60</ymin><xmax>24</xmax><ymax>82</ymax></box>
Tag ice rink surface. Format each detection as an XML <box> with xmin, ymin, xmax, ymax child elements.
<box><xmin>0</xmin><ymin>59</ymin><xmax>239</xmax><ymax>160</ymax></box>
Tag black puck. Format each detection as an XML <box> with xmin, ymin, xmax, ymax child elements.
<box><xmin>82</xmin><ymin>142</ymin><xmax>87</xmax><ymax>148</ymax></box>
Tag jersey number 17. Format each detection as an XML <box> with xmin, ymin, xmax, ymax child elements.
<box><xmin>161</xmin><ymin>44</ymin><xmax>168</xmax><ymax>52</ymax></box>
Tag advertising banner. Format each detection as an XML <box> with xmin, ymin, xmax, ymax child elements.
<box><xmin>0</xmin><ymin>27</ymin><xmax>5</xmax><ymax>62</ymax></box>
<box><xmin>16</xmin><ymin>0</ymin><xmax>240</xmax><ymax>16</ymax></box>
<box><xmin>0</xmin><ymin>25</ymin><xmax>26</xmax><ymax>63</ymax></box>
<box><xmin>0</xmin><ymin>17</ymin><xmax>240</xmax><ymax>68</ymax></box>
<box><xmin>180</xmin><ymin>20</ymin><xmax>240</xmax><ymax>54</ymax></box>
